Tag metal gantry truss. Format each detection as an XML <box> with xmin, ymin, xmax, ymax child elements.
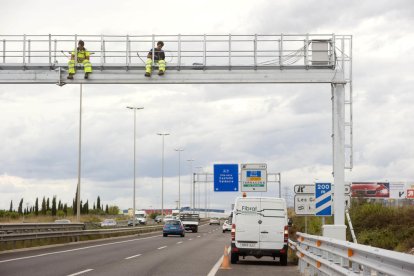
<box><xmin>0</xmin><ymin>33</ymin><xmax>349</xmax><ymax>85</ymax></box>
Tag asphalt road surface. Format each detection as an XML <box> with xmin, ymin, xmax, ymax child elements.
<box><xmin>0</xmin><ymin>224</ymin><xmax>300</xmax><ymax>276</ymax></box>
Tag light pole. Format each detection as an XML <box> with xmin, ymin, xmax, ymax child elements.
<box><xmin>76</xmin><ymin>84</ymin><xmax>83</xmax><ymax>223</ymax></box>
<box><xmin>127</xmin><ymin>106</ymin><xmax>144</xmax><ymax>227</ymax></box>
<box><xmin>157</xmin><ymin>133</ymin><xmax>170</xmax><ymax>217</ymax></box>
<box><xmin>195</xmin><ymin>166</ymin><xmax>203</xmax><ymax>213</ymax></box>
<box><xmin>187</xmin><ymin>159</ymin><xmax>195</xmax><ymax>211</ymax></box>
<box><xmin>174</xmin><ymin>148</ymin><xmax>184</xmax><ymax>210</ymax></box>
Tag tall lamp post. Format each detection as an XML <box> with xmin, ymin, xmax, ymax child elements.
<box><xmin>174</xmin><ymin>148</ymin><xmax>184</xmax><ymax>210</ymax></box>
<box><xmin>195</xmin><ymin>166</ymin><xmax>203</xmax><ymax>212</ymax></box>
<box><xmin>127</xmin><ymin>106</ymin><xmax>144</xmax><ymax>227</ymax></box>
<box><xmin>76</xmin><ymin>84</ymin><xmax>83</xmax><ymax>223</ymax></box>
<box><xmin>157</xmin><ymin>133</ymin><xmax>170</xmax><ymax>217</ymax></box>
<box><xmin>187</xmin><ymin>159</ymin><xmax>195</xmax><ymax>211</ymax></box>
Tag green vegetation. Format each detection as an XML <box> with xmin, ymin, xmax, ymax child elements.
<box><xmin>289</xmin><ymin>201</ymin><xmax>414</xmax><ymax>253</ymax></box>
<box><xmin>0</xmin><ymin>193</ymin><xmax>121</xmax><ymax>223</ymax></box>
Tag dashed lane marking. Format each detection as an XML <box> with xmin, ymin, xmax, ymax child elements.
<box><xmin>157</xmin><ymin>246</ymin><xmax>167</xmax><ymax>250</ymax></box>
<box><xmin>67</xmin><ymin>269</ymin><xmax>94</xmax><ymax>276</ymax></box>
<box><xmin>177</xmin><ymin>241</ymin><xmax>183</xmax><ymax>244</ymax></box>
<box><xmin>125</xmin><ymin>254</ymin><xmax>142</xmax><ymax>260</ymax></box>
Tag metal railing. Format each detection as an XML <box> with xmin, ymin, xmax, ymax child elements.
<box><xmin>0</xmin><ymin>223</ymin><xmax>85</xmax><ymax>234</ymax></box>
<box><xmin>291</xmin><ymin>232</ymin><xmax>414</xmax><ymax>276</ymax></box>
<box><xmin>0</xmin><ymin>34</ymin><xmax>351</xmax><ymax>70</ymax></box>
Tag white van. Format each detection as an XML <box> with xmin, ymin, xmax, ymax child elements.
<box><xmin>230</xmin><ymin>197</ymin><xmax>289</xmax><ymax>265</ymax></box>
<box><xmin>135</xmin><ymin>210</ymin><xmax>147</xmax><ymax>225</ymax></box>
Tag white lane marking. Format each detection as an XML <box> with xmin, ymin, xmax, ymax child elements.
<box><xmin>188</xmin><ymin>238</ymin><xmax>193</xmax><ymax>241</ymax></box>
<box><xmin>157</xmin><ymin>246</ymin><xmax>167</xmax><ymax>250</ymax></box>
<box><xmin>197</xmin><ymin>235</ymin><xmax>201</xmax><ymax>238</ymax></box>
<box><xmin>67</xmin><ymin>269</ymin><xmax>94</xmax><ymax>276</ymax></box>
<box><xmin>207</xmin><ymin>247</ymin><xmax>231</xmax><ymax>276</ymax></box>
<box><xmin>125</xmin><ymin>254</ymin><xmax>142</xmax><ymax>260</ymax></box>
<box><xmin>0</xmin><ymin>235</ymin><xmax>162</xmax><ymax>264</ymax></box>
<box><xmin>176</xmin><ymin>241</ymin><xmax>183</xmax><ymax>244</ymax></box>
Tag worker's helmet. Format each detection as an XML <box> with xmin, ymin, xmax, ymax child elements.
<box><xmin>157</xmin><ymin>41</ymin><xmax>164</xmax><ymax>47</ymax></box>
<box><xmin>78</xmin><ymin>40</ymin><xmax>85</xmax><ymax>47</ymax></box>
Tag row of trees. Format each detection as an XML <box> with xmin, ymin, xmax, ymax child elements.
<box><xmin>6</xmin><ymin>193</ymin><xmax>117</xmax><ymax>217</ymax></box>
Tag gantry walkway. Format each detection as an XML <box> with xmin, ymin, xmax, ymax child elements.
<box><xmin>0</xmin><ymin>34</ymin><xmax>351</xmax><ymax>85</ymax></box>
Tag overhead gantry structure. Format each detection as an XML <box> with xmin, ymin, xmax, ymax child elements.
<box><xmin>0</xmin><ymin>33</ymin><xmax>353</xmax><ymax>239</ymax></box>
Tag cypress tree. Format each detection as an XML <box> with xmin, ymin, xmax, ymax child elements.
<box><xmin>46</xmin><ymin>198</ymin><xmax>50</xmax><ymax>211</ymax></box>
<box><xmin>63</xmin><ymin>203</ymin><xmax>68</xmax><ymax>215</ymax></box>
<box><xmin>105</xmin><ymin>204</ymin><xmax>109</xmax><ymax>214</ymax></box>
<box><xmin>9</xmin><ymin>200</ymin><xmax>13</xmax><ymax>212</ymax></box>
<box><xmin>41</xmin><ymin>197</ymin><xmax>46</xmax><ymax>215</ymax></box>
<box><xmin>35</xmin><ymin>198</ymin><xmax>39</xmax><ymax>216</ymax></box>
<box><xmin>18</xmin><ymin>198</ymin><xmax>23</xmax><ymax>214</ymax></box>
<box><xmin>52</xmin><ymin>196</ymin><xmax>57</xmax><ymax>216</ymax></box>
<box><xmin>58</xmin><ymin>200</ymin><xmax>62</xmax><ymax>210</ymax></box>
<box><xmin>97</xmin><ymin>196</ymin><xmax>101</xmax><ymax>210</ymax></box>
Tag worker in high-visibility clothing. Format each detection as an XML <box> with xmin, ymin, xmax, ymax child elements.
<box><xmin>145</xmin><ymin>41</ymin><xmax>166</xmax><ymax>77</ymax></box>
<box><xmin>67</xmin><ymin>40</ymin><xmax>92</xmax><ymax>79</ymax></box>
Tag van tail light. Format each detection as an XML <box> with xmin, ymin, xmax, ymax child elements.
<box><xmin>284</xmin><ymin>225</ymin><xmax>289</xmax><ymax>243</ymax></box>
<box><xmin>231</xmin><ymin>224</ymin><xmax>236</xmax><ymax>241</ymax></box>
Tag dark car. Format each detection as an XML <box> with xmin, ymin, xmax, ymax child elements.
<box><xmin>351</xmin><ymin>182</ymin><xmax>389</xmax><ymax>198</ymax></box>
<box><xmin>155</xmin><ymin>215</ymin><xmax>163</xmax><ymax>223</ymax></box>
<box><xmin>163</xmin><ymin>220</ymin><xmax>185</xmax><ymax>237</ymax></box>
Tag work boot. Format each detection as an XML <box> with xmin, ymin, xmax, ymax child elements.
<box><xmin>67</xmin><ymin>73</ymin><xmax>74</xmax><ymax>80</ymax></box>
<box><xmin>84</xmin><ymin>72</ymin><xmax>89</xmax><ymax>79</ymax></box>
<box><xmin>158</xmin><ymin>70</ymin><xmax>165</xmax><ymax>76</ymax></box>
<box><xmin>144</xmin><ymin>72</ymin><xmax>151</xmax><ymax>77</ymax></box>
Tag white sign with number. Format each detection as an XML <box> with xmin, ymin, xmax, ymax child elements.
<box><xmin>241</xmin><ymin>163</ymin><xmax>267</xmax><ymax>192</ymax></box>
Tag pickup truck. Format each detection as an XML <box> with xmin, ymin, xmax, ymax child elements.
<box><xmin>179</xmin><ymin>213</ymin><xmax>200</xmax><ymax>233</ymax></box>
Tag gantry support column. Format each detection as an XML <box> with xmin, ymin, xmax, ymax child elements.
<box><xmin>323</xmin><ymin>82</ymin><xmax>347</xmax><ymax>241</ymax></box>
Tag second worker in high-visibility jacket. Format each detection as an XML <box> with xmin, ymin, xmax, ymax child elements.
<box><xmin>67</xmin><ymin>40</ymin><xmax>92</xmax><ymax>79</ymax></box>
<box><xmin>145</xmin><ymin>41</ymin><xmax>166</xmax><ymax>77</ymax></box>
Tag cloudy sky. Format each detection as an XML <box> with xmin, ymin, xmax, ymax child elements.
<box><xmin>0</xmin><ymin>0</ymin><xmax>413</xmax><ymax>212</ymax></box>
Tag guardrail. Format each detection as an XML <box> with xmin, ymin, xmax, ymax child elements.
<box><xmin>0</xmin><ymin>225</ymin><xmax>163</xmax><ymax>251</ymax></box>
<box><xmin>0</xmin><ymin>223</ymin><xmax>85</xmax><ymax>234</ymax></box>
<box><xmin>291</xmin><ymin>232</ymin><xmax>414</xmax><ymax>276</ymax></box>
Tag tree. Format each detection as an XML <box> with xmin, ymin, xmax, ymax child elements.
<box><xmin>63</xmin><ymin>203</ymin><xmax>68</xmax><ymax>215</ymax></box>
<box><xmin>18</xmin><ymin>198</ymin><xmax>23</xmax><ymax>215</ymax></box>
<box><xmin>105</xmin><ymin>204</ymin><xmax>109</xmax><ymax>214</ymax></box>
<box><xmin>41</xmin><ymin>197</ymin><xmax>46</xmax><ymax>215</ymax></box>
<box><xmin>108</xmin><ymin>205</ymin><xmax>120</xmax><ymax>215</ymax></box>
<box><xmin>58</xmin><ymin>200</ymin><xmax>62</xmax><ymax>210</ymax></box>
<box><xmin>52</xmin><ymin>196</ymin><xmax>57</xmax><ymax>216</ymax></box>
<box><xmin>9</xmin><ymin>200</ymin><xmax>13</xmax><ymax>212</ymax></box>
<box><xmin>46</xmin><ymin>198</ymin><xmax>50</xmax><ymax>211</ymax></box>
<box><xmin>35</xmin><ymin>198</ymin><xmax>39</xmax><ymax>216</ymax></box>
<box><xmin>93</xmin><ymin>203</ymin><xmax>95</xmax><ymax>210</ymax></box>
<box><xmin>97</xmin><ymin>196</ymin><xmax>101</xmax><ymax>210</ymax></box>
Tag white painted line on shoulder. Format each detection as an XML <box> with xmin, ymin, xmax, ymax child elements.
<box><xmin>157</xmin><ymin>246</ymin><xmax>167</xmax><ymax>250</ymax></box>
<box><xmin>197</xmin><ymin>235</ymin><xmax>201</xmax><ymax>238</ymax></box>
<box><xmin>0</xmin><ymin>235</ymin><xmax>162</xmax><ymax>264</ymax></box>
<box><xmin>125</xmin><ymin>254</ymin><xmax>142</xmax><ymax>260</ymax></box>
<box><xmin>188</xmin><ymin>238</ymin><xmax>193</xmax><ymax>241</ymax></box>
<box><xmin>177</xmin><ymin>241</ymin><xmax>183</xmax><ymax>244</ymax></box>
<box><xmin>67</xmin><ymin>269</ymin><xmax>94</xmax><ymax>276</ymax></box>
<box><xmin>207</xmin><ymin>246</ymin><xmax>231</xmax><ymax>276</ymax></box>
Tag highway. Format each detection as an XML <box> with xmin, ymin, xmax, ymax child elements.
<box><xmin>0</xmin><ymin>224</ymin><xmax>299</xmax><ymax>276</ymax></box>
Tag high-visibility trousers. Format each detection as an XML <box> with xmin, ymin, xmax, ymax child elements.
<box><xmin>145</xmin><ymin>59</ymin><xmax>166</xmax><ymax>74</ymax></box>
<box><xmin>68</xmin><ymin>59</ymin><xmax>93</xmax><ymax>74</ymax></box>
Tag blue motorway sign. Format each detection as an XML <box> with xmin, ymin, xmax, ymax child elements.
<box><xmin>315</xmin><ymin>182</ymin><xmax>332</xmax><ymax>216</ymax></box>
<box><xmin>214</xmin><ymin>164</ymin><xmax>239</xmax><ymax>192</ymax></box>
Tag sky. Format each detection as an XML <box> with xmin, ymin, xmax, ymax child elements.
<box><xmin>0</xmin><ymin>0</ymin><xmax>413</xmax><ymax>212</ymax></box>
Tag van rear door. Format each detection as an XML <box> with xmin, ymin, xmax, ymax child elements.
<box><xmin>258</xmin><ymin>198</ymin><xmax>287</xmax><ymax>250</ymax></box>
<box><xmin>234</xmin><ymin>198</ymin><xmax>260</xmax><ymax>250</ymax></box>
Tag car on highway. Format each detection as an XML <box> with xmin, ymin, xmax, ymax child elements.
<box><xmin>209</xmin><ymin>218</ymin><xmax>220</xmax><ymax>225</ymax></box>
<box><xmin>222</xmin><ymin>220</ymin><xmax>232</xmax><ymax>233</ymax></box>
<box><xmin>155</xmin><ymin>215</ymin><xmax>163</xmax><ymax>223</ymax></box>
<box><xmin>163</xmin><ymin>215</ymin><xmax>175</xmax><ymax>222</ymax></box>
<box><xmin>127</xmin><ymin>218</ymin><xmax>140</xmax><ymax>226</ymax></box>
<box><xmin>351</xmin><ymin>182</ymin><xmax>390</xmax><ymax>198</ymax></box>
<box><xmin>163</xmin><ymin>219</ymin><xmax>185</xmax><ymax>237</ymax></box>
<box><xmin>100</xmin><ymin>219</ymin><xmax>117</xmax><ymax>227</ymax></box>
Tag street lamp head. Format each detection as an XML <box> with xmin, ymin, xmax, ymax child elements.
<box><xmin>187</xmin><ymin>159</ymin><xmax>194</xmax><ymax>162</ymax></box>
<box><xmin>174</xmin><ymin>148</ymin><xmax>184</xmax><ymax>152</ymax></box>
<box><xmin>126</xmin><ymin>106</ymin><xmax>144</xmax><ymax>110</ymax></box>
<box><xmin>157</xmin><ymin>133</ymin><xmax>170</xmax><ymax>136</ymax></box>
